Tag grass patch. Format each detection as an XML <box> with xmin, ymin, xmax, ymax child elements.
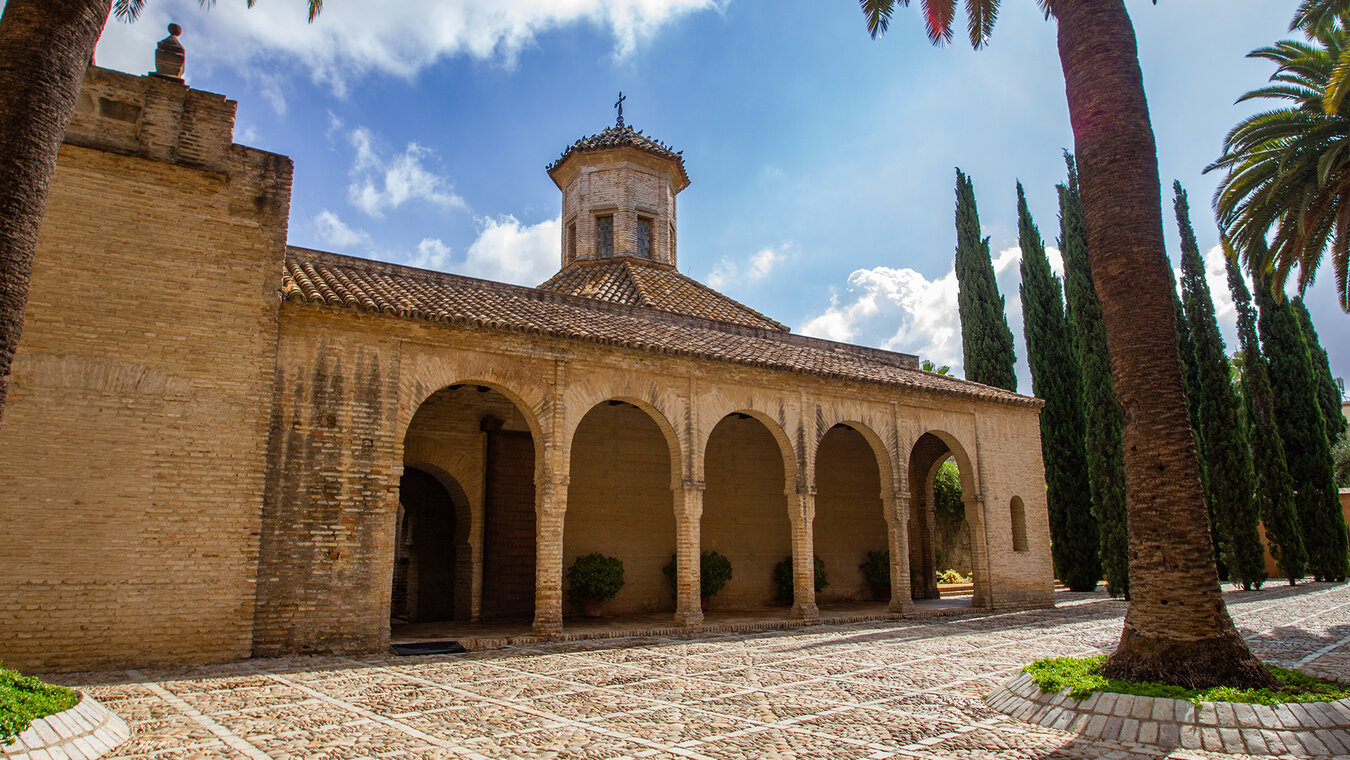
<box><xmin>1</xmin><ymin>665</ymin><xmax>79</xmax><ymax>746</ymax></box>
<box><xmin>1024</xmin><ymin>655</ymin><xmax>1350</xmax><ymax>706</ymax></box>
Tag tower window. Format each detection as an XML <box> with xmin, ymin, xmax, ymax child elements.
<box><xmin>567</xmin><ymin>221</ymin><xmax>577</xmax><ymax>262</ymax></box>
<box><xmin>596</xmin><ymin>215</ymin><xmax>613</xmax><ymax>258</ymax></box>
<box><xmin>637</xmin><ymin>216</ymin><xmax>652</xmax><ymax>259</ymax></box>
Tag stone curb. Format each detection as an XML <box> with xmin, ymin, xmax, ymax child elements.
<box><xmin>986</xmin><ymin>671</ymin><xmax>1350</xmax><ymax>757</ymax></box>
<box><xmin>1</xmin><ymin>694</ymin><xmax>129</xmax><ymax>760</ymax></box>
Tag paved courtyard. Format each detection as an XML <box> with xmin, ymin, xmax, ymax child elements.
<box><xmin>54</xmin><ymin>584</ymin><xmax>1350</xmax><ymax>760</ymax></box>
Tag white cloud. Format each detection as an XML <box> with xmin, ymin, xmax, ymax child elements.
<box><xmin>1173</xmin><ymin>244</ymin><xmax>1244</xmax><ymax>351</ymax></box>
<box><xmin>345</xmin><ymin>127</ymin><xmax>466</xmax><ymax>218</ymax></box>
<box><xmin>707</xmin><ymin>244</ymin><xmax>789</xmax><ymax>289</ymax></box>
<box><xmin>313</xmin><ymin>210</ymin><xmax>372</xmax><ymax>250</ymax></box>
<box><xmin>457</xmin><ymin>215</ymin><xmax>561</xmax><ymax>286</ymax></box>
<box><xmin>95</xmin><ymin>0</ymin><xmax>717</xmax><ymax>97</ymax></box>
<box><xmin>325</xmin><ymin>111</ymin><xmax>344</xmax><ymax>143</ymax></box>
<box><xmin>409</xmin><ymin>238</ymin><xmax>454</xmax><ymax>270</ymax></box>
<box><xmin>799</xmin><ymin>264</ymin><xmax>963</xmax><ymax>373</ymax></box>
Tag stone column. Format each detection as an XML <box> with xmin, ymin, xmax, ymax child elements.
<box><xmin>885</xmin><ymin>490</ymin><xmax>914</xmax><ymax>613</ymax></box>
<box><xmin>532</xmin><ymin>478</ymin><xmax>567</xmax><ymax>635</ymax></box>
<box><xmin>787</xmin><ymin>488</ymin><xmax>820</xmax><ymax>620</ymax></box>
<box><xmin>967</xmin><ymin>492</ymin><xmax>993</xmax><ymax>609</ymax></box>
<box><xmin>674</xmin><ymin>482</ymin><xmax>705</xmax><ymax>627</ymax></box>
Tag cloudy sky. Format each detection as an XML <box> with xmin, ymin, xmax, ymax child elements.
<box><xmin>86</xmin><ymin>0</ymin><xmax>1347</xmax><ymax>392</ymax></box>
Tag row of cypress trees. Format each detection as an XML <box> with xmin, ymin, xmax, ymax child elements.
<box><xmin>950</xmin><ymin>163</ymin><xmax>1349</xmax><ymax>592</ymax></box>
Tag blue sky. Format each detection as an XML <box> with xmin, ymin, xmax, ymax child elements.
<box><xmin>89</xmin><ymin>0</ymin><xmax>1348</xmax><ymax>392</ymax></box>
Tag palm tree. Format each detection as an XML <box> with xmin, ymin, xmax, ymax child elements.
<box><xmin>0</xmin><ymin>0</ymin><xmax>319</xmax><ymax>427</ymax></box>
<box><xmin>859</xmin><ymin>0</ymin><xmax>1274</xmax><ymax>688</ymax></box>
<box><xmin>919</xmin><ymin>358</ymin><xmax>952</xmax><ymax>375</ymax></box>
<box><xmin>1207</xmin><ymin>28</ymin><xmax>1350</xmax><ymax>312</ymax></box>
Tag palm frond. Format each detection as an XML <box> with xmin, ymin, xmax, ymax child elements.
<box><xmin>113</xmin><ymin>0</ymin><xmax>145</xmax><ymax>22</ymax></box>
<box><xmin>923</xmin><ymin>0</ymin><xmax>956</xmax><ymax>46</ymax></box>
<box><xmin>860</xmin><ymin>0</ymin><xmax>898</xmax><ymax>39</ymax></box>
<box><xmin>964</xmin><ymin>0</ymin><xmax>997</xmax><ymax>49</ymax></box>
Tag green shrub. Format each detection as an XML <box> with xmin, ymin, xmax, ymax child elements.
<box><xmin>661</xmin><ymin>551</ymin><xmax>733</xmax><ymax>597</ymax></box>
<box><xmin>860</xmin><ymin>550</ymin><xmax>890</xmax><ymax>587</ymax></box>
<box><xmin>1024</xmin><ymin>655</ymin><xmax>1350</xmax><ymax>705</ymax></box>
<box><xmin>934</xmin><ymin>459</ymin><xmax>965</xmax><ymax>524</ymax></box>
<box><xmin>0</xmin><ymin>664</ymin><xmax>79</xmax><ymax>746</ymax></box>
<box><xmin>773</xmin><ymin>555</ymin><xmax>828</xmax><ymax>604</ymax></box>
<box><xmin>566</xmin><ymin>553</ymin><xmax>624</xmax><ymax>603</ymax></box>
<box><xmin>937</xmin><ymin>569</ymin><xmax>968</xmax><ymax>584</ymax></box>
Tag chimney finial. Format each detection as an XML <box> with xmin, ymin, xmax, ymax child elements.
<box><xmin>153</xmin><ymin>23</ymin><xmax>185</xmax><ymax>80</ymax></box>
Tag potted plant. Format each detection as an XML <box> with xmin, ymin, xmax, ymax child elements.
<box><xmin>860</xmin><ymin>550</ymin><xmax>890</xmax><ymax>601</ymax></box>
<box><xmin>662</xmin><ymin>551</ymin><xmax>733</xmax><ymax>608</ymax></box>
<box><xmin>567</xmin><ymin>552</ymin><xmax>624</xmax><ymax>617</ymax></box>
<box><xmin>773</xmin><ymin>554</ymin><xmax>828</xmax><ymax>605</ymax></box>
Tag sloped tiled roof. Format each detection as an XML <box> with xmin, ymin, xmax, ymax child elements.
<box><xmin>280</xmin><ymin>247</ymin><xmax>1037</xmax><ymax>407</ymax></box>
<box><xmin>547</xmin><ymin>124</ymin><xmax>689</xmax><ymax>186</ymax></box>
<box><xmin>537</xmin><ymin>257</ymin><xmax>787</xmax><ymax>332</ymax></box>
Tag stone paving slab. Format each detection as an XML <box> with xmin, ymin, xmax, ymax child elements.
<box><xmin>46</xmin><ymin>582</ymin><xmax>1350</xmax><ymax>759</ymax></box>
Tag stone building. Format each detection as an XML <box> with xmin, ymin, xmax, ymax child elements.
<box><xmin>0</xmin><ymin>50</ymin><xmax>1054</xmax><ymax>673</ymax></box>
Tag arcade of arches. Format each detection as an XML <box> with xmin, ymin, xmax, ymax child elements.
<box><xmin>368</xmin><ymin>365</ymin><xmax>1053</xmax><ymax>642</ymax></box>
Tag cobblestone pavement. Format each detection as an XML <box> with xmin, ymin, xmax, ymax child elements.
<box><xmin>56</xmin><ymin>583</ymin><xmax>1350</xmax><ymax>760</ymax></box>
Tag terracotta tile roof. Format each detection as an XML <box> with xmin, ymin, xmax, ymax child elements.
<box><xmin>280</xmin><ymin>247</ymin><xmax>1038</xmax><ymax>408</ymax></box>
<box><xmin>547</xmin><ymin>125</ymin><xmax>689</xmax><ymax>186</ymax></box>
<box><xmin>537</xmin><ymin>257</ymin><xmax>788</xmax><ymax>332</ymax></box>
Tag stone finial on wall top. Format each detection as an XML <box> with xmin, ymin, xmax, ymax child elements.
<box><xmin>153</xmin><ymin>23</ymin><xmax>185</xmax><ymax>80</ymax></box>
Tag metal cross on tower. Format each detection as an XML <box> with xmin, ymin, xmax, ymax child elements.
<box><xmin>615</xmin><ymin>92</ymin><xmax>626</xmax><ymax>127</ymax></box>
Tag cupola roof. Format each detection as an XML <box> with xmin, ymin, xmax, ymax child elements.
<box><xmin>546</xmin><ymin>124</ymin><xmax>689</xmax><ymax>189</ymax></box>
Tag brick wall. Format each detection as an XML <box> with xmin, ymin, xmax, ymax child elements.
<box><xmin>814</xmin><ymin>426</ymin><xmax>888</xmax><ymax>602</ymax></box>
<box><xmin>0</xmin><ymin>67</ymin><xmax>291</xmax><ymax>672</ymax></box>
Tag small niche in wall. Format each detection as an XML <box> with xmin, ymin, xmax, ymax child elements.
<box><xmin>1010</xmin><ymin>496</ymin><xmax>1029</xmax><ymax>553</ymax></box>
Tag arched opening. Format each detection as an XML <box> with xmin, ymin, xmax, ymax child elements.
<box><xmin>391</xmin><ymin>467</ymin><xmax>467</xmax><ymax>624</ymax></box>
<box><xmin>564</xmin><ymin>400</ymin><xmax>677</xmax><ymax>618</ymax></box>
<box><xmin>1010</xmin><ymin>496</ymin><xmax>1029</xmax><ymax>553</ymax></box>
<box><xmin>397</xmin><ymin>383</ymin><xmax>538</xmax><ymax>632</ymax></box>
<box><xmin>908</xmin><ymin>432</ymin><xmax>975</xmax><ymax>603</ymax></box>
<box><xmin>813</xmin><ymin>424</ymin><xmax>887</xmax><ymax>604</ymax></box>
<box><xmin>702</xmin><ymin>413</ymin><xmax>792</xmax><ymax>609</ymax></box>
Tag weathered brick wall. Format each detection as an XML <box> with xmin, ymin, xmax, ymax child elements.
<box><xmin>976</xmin><ymin>409</ymin><xmax>1056</xmax><ymax>609</ymax></box>
<box><xmin>0</xmin><ymin>67</ymin><xmax>291</xmax><ymax>672</ymax></box>
<box><xmin>555</xmin><ymin>148</ymin><xmax>679</xmax><ymax>266</ymax></box>
<box><xmin>253</xmin><ymin>321</ymin><xmax>400</xmax><ymax>656</ymax></box>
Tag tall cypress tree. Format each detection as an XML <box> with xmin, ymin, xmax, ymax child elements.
<box><xmin>1227</xmin><ymin>255</ymin><xmax>1306</xmax><ymax>585</ymax></box>
<box><xmin>1171</xmin><ymin>254</ymin><xmax>1219</xmax><ymax>575</ymax></box>
<box><xmin>1017</xmin><ymin>182</ymin><xmax>1100</xmax><ymax>591</ymax></box>
<box><xmin>1254</xmin><ymin>261</ymin><xmax>1349</xmax><ymax>582</ymax></box>
<box><xmin>1292</xmin><ymin>297</ymin><xmax>1349</xmax><ymax>447</ymax></box>
<box><xmin>1057</xmin><ymin>155</ymin><xmax>1128</xmax><ymax>598</ymax></box>
<box><xmin>954</xmin><ymin>169</ymin><xmax>1018</xmax><ymax>391</ymax></box>
<box><xmin>1174</xmin><ymin>183</ymin><xmax>1265</xmax><ymax>589</ymax></box>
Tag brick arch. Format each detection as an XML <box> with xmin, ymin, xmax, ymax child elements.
<box><xmin>815</xmin><ymin>419</ymin><xmax>895</xmax><ymax>499</ymax></box>
<box><xmin>390</xmin><ymin>463</ymin><xmax>472</xmax><ymax>623</ymax></box>
<box><xmin>907</xmin><ymin>430</ymin><xmax>982</xmax><ymax>604</ymax></box>
<box><xmin>561</xmin><ymin>395</ymin><xmax>684</xmax><ymax>491</ymax></box>
<box><xmin>813</xmin><ymin>423</ymin><xmax>891</xmax><ymax>602</ymax></box>
<box><xmin>401</xmin><ymin>378</ymin><xmax>546</xmax><ymax>465</ymax></box>
<box><xmin>699</xmin><ymin>408</ymin><xmax>798</xmax><ymax>495</ymax></box>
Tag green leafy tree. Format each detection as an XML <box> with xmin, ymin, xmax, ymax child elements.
<box><xmin>1292</xmin><ymin>297</ymin><xmax>1349</xmax><ymax>445</ymax></box>
<box><xmin>920</xmin><ymin>358</ymin><xmax>952</xmax><ymax>375</ymax></box>
<box><xmin>953</xmin><ymin>168</ymin><xmax>1018</xmax><ymax>391</ymax></box>
<box><xmin>1253</xmin><ymin>260</ymin><xmax>1349</xmax><ymax>582</ymax></box>
<box><xmin>1175</xmin><ymin>183</ymin><xmax>1265</xmax><ymax>590</ymax></box>
<box><xmin>0</xmin><ymin>0</ymin><xmax>322</xmax><ymax>427</ymax></box>
<box><xmin>861</xmin><ymin>0</ymin><xmax>1272</xmax><ymax>689</ymax></box>
<box><xmin>1207</xmin><ymin>25</ymin><xmax>1350</xmax><ymax>312</ymax></box>
<box><xmin>1058</xmin><ymin>155</ymin><xmax>1128</xmax><ymax>599</ymax></box>
<box><xmin>1017</xmin><ymin>182</ymin><xmax>1099</xmax><ymax>591</ymax></box>
<box><xmin>1229</xmin><ymin>255</ymin><xmax>1308</xmax><ymax>585</ymax></box>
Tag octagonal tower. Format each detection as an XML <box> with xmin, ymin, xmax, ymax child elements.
<box><xmin>546</xmin><ymin>116</ymin><xmax>689</xmax><ymax>270</ymax></box>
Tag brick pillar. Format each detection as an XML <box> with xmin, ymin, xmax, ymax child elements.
<box><xmin>787</xmin><ymin>489</ymin><xmax>820</xmax><ymax>620</ymax></box>
<box><xmin>967</xmin><ymin>492</ymin><xmax>992</xmax><ymax>609</ymax></box>
<box><xmin>533</xmin><ymin>479</ymin><xmax>567</xmax><ymax>634</ymax></box>
<box><xmin>886</xmin><ymin>490</ymin><xmax>914</xmax><ymax>613</ymax></box>
<box><xmin>674</xmin><ymin>482</ymin><xmax>705</xmax><ymax>628</ymax></box>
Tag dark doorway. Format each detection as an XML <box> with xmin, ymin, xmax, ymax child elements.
<box><xmin>481</xmin><ymin>429</ymin><xmax>537</xmax><ymax>620</ymax></box>
<box><xmin>392</xmin><ymin>467</ymin><xmax>459</xmax><ymax>623</ymax></box>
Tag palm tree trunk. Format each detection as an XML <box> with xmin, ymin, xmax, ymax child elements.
<box><xmin>1053</xmin><ymin>0</ymin><xmax>1274</xmax><ymax>689</ymax></box>
<box><xmin>0</xmin><ymin>0</ymin><xmax>110</xmax><ymax>425</ymax></box>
